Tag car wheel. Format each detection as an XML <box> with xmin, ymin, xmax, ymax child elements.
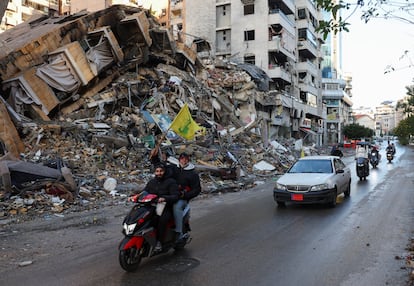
<box><xmin>328</xmin><ymin>189</ymin><xmax>337</xmax><ymax>208</ymax></box>
<box><xmin>276</xmin><ymin>201</ymin><xmax>286</xmax><ymax>207</ymax></box>
<box><xmin>344</xmin><ymin>182</ymin><xmax>351</xmax><ymax>197</ymax></box>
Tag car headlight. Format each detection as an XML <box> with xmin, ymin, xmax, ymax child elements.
<box><xmin>310</xmin><ymin>183</ymin><xmax>330</xmax><ymax>192</ymax></box>
<box><xmin>276</xmin><ymin>182</ymin><xmax>287</xmax><ymax>191</ymax></box>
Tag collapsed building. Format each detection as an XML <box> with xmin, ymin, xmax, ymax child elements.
<box><xmin>0</xmin><ymin>5</ymin><xmax>321</xmax><ymax>218</ymax></box>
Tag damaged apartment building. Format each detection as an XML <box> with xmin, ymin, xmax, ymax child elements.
<box><xmin>0</xmin><ymin>0</ymin><xmax>342</xmax><ymax>155</ymax></box>
<box><xmin>153</xmin><ymin>0</ymin><xmax>330</xmax><ymax>146</ymax></box>
<box><xmin>0</xmin><ymin>2</ymin><xmax>328</xmax><ymax>159</ymax></box>
<box><xmin>0</xmin><ymin>4</ymin><xmax>305</xmax><ymax>196</ymax></box>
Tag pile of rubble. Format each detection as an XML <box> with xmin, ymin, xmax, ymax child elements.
<box><xmin>0</xmin><ymin>5</ymin><xmax>321</xmax><ymax>222</ymax></box>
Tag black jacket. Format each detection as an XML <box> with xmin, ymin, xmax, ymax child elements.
<box><xmin>171</xmin><ymin>163</ymin><xmax>201</xmax><ymax>201</ymax></box>
<box><xmin>144</xmin><ymin>176</ymin><xmax>180</xmax><ymax>205</ymax></box>
<box><xmin>151</xmin><ymin>154</ymin><xmax>201</xmax><ymax>201</ymax></box>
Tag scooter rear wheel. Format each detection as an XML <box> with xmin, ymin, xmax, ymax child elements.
<box><xmin>119</xmin><ymin>248</ymin><xmax>142</xmax><ymax>272</ymax></box>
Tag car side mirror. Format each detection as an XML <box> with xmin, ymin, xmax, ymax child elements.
<box><xmin>336</xmin><ymin>169</ymin><xmax>344</xmax><ymax>174</ymax></box>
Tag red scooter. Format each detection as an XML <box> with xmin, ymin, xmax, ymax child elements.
<box><xmin>118</xmin><ymin>192</ymin><xmax>191</xmax><ymax>272</ymax></box>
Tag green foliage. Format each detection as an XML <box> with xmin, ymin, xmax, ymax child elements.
<box><xmin>397</xmin><ymin>85</ymin><xmax>414</xmax><ymax>116</ymax></box>
<box><xmin>343</xmin><ymin>123</ymin><xmax>374</xmax><ymax>139</ymax></box>
<box><xmin>315</xmin><ymin>0</ymin><xmax>414</xmax><ymax>39</ymax></box>
<box><xmin>317</xmin><ymin>19</ymin><xmax>350</xmax><ymax>40</ymax></box>
<box><xmin>315</xmin><ymin>0</ymin><xmax>350</xmax><ymax>39</ymax></box>
<box><xmin>394</xmin><ymin>116</ymin><xmax>414</xmax><ymax>145</ymax></box>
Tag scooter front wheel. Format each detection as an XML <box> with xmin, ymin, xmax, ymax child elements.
<box><xmin>119</xmin><ymin>248</ymin><xmax>142</xmax><ymax>272</ymax></box>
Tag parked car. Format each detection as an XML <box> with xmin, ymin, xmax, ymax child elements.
<box><xmin>273</xmin><ymin>156</ymin><xmax>351</xmax><ymax>207</ymax></box>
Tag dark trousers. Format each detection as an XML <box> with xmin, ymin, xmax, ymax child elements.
<box><xmin>156</xmin><ymin>207</ymin><xmax>173</xmax><ymax>242</ymax></box>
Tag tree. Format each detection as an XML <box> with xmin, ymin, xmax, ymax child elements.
<box><xmin>394</xmin><ymin>85</ymin><xmax>414</xmax><ymax>145</ymax></box>
<box><xmin>396</xmin><ymin>85</ymin><xmax>414</xmax><ymax>117</ymax></box>
<box><xmin>394</xmin><ymin>116</ymin><xmax>414</xmax><ymax>145</ymax></box>
<box><xmin>343</xmin><ymin>123</ymin><xmax>374</xmax><ymax>139</ymax></box>
<box><xmin>316</xmin><ymin>0</ymin><xmax>414</xmax><ymax>38</ymax></box>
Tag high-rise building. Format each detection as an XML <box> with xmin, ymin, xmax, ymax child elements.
<box><xmin>320</xmin><ymin>2</ymin><xmax>353</xmax><ymax>144</ymax></box>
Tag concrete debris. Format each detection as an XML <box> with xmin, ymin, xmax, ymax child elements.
<box><xmin>0</xmin><ymin>5</ymin><xmax>325</xmax><ymax>222</ymax></box>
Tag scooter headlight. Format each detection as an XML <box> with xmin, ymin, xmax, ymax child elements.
<box><xmin>123</xmin><ymin>223</ymin><xmax>137</xmax><ymax>235</ymax></box>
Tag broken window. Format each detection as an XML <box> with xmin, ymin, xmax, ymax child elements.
<box><xmin>268</xmin><ymin>24</ymin><xmax>283</xmax><ymax>41</ymax></box>
<box><xmin>298</xmin><ymin>72</ymin><xmax>307</xmax><ymax>84</ymax></box>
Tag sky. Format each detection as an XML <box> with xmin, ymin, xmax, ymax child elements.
<box><xmin>341</xmin><ymin>11</ymin><xmax>414</xmax><ymax>109</ymax></box>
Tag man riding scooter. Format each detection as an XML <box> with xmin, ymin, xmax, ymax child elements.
<box><xmin>150</xmin><ymin>148</ymin><xmax>201</xmax><ymax>242</ymax></box>
<box><xmin>140</xmin><ymin>163</ymin><xmax>180</xmax><ymax>252</ymax></box>
<box><xmin>368</xmin><ymin>145</ymin><xmax>380</xmax><ymax>168</ymax></box>
<box><xmin>355</xmin><ymin>142</ymin><xmax>369</xmax><ymax>180</ymax></box>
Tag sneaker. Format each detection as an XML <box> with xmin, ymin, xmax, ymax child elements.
<box><xmin>154</xmin><ymin>241</ymin><xmax>162</xmax><ymax>252</ymax></box>
<box><xmin>175</xmin><ymin>232</ymin><xmax>183</xmax><ymax>243</ymax></box>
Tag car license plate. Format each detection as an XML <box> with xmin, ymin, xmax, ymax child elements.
<box><xmin>291</xmin><ymin>194</ymin><xmax>303</xmax><ymax>201</ymax></box>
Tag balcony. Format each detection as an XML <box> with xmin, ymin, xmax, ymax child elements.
<box><xmin>267</xmin><ymin>65</ymin><xmax>291</xmax><ymax>82</ymax></box>
<box><xmin>268</xmin><ymin>37</ymin><xmax>295</xmax><ymax>60</ymax></box>
<box><xmin>268</xmin><ymin>25</ymin><xmax>296</xmax><ymax>60</ymax></box>
<box><xmin>298</xmin><ymin>82</ymin><xmax>318</xmax><ymax>95</ymax></box>
<box><xmin>269</xmin><ymin>0</ymin><xmax>295</xmax><ymax>16</ymax></box>
<box><xmin>303</xmin><ymin>104</ymin><xmax>318</xmax><ymax>118</ymax></box>
<box><xmin>298</xmin><ymin>39</ymin><xmax>318</xmax><ymax>59</ymax></box>
<box><xmin>268</xmin><ymin>9</ymin><xmax>295</xmax><ymax>35</ymax></box>
<box><xmin>296</xmin><ymin>59</ymin><xmax>318</xmax><ymax>76</ymax></box>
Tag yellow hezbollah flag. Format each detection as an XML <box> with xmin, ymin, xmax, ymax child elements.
<box><xmin>169</xmin><ymin>103</ymin><xmax>205</xmax><ymax>140</ymax></box>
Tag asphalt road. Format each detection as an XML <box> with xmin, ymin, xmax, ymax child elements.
<box><xmin>1</xmin><ymin>143</ymin><xmax>413</xmax><ymax>286</ymax></box>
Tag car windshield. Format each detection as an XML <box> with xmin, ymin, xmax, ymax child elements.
<box><xmin>288</xmin><ymin>159</ymin><xmax>333</xmax><ymax>174</ymax></box>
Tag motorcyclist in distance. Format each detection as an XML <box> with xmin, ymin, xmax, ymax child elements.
<box><xmin>391</xmin><ymin>143</ymin><xmax>396</xmax><ymax>155</ymax></box>
<box><xmin>386</xmin><ymin>142</ymin><xmax>394</xmax><ymax>154</ymax></box>
<box><xmin>369</xmin><ymin>145</ymin><xmax>380</xmax><ymax>161</ymax></box>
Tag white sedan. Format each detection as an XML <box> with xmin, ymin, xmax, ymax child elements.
<box><xmin>273</xmin><ymin>156</ymin><xmax>351</xmax><ymax>207</ymax></box>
